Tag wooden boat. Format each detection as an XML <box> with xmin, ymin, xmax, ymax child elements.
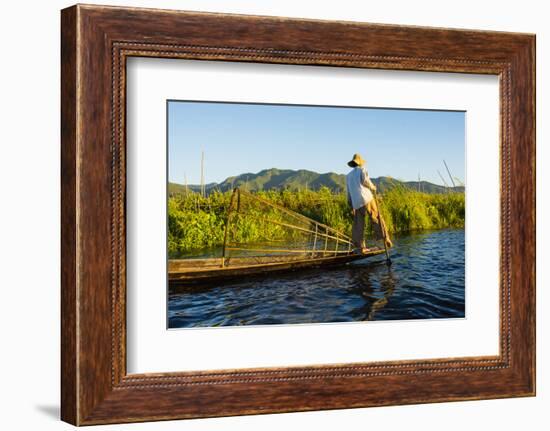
<box><xmin>169</xmin><ymin>188</ymin><xmax>390</xmax><ymax>291</ymax></box>
<box><xmin>169</xmin><ymin>248</ymin><xmax>385</xmax><ymax>288</ymax></box>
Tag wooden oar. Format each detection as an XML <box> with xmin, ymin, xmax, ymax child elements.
<box><xmin>373</xmin><ymin>191</ymin><xmax>392</xmax><ymax>266</ymax></box>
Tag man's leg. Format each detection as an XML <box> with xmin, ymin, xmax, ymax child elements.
<box><xmin>366</xmin><ymin>199</ymin><xmax>393</xmax><ymax>248</ymax></box>
<box><xmin>352</xmin><ymin>206</ymin><xmax>367</xmax><ymax>251</ymax></box>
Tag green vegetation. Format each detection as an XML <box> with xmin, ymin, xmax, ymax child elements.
<box><xmin>168</xmin><ymin>185</ymin><xmax>465</xmax><ymax>257</ymax></box>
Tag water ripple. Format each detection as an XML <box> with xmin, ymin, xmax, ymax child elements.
<box><xmin>168</xmin><ymin>228</ymin><xmax>465</xmax><ymax>328</ymax></box>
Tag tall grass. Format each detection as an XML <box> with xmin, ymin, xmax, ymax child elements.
<box><xmin>380</xmin><ymin>183</ymin><xmax>465</xmax><ymax>233</ymax></box>
<box><xmin>168</xmin><ymin>186</ymin><xmax>465</xmax><ymax>256</ymax></box>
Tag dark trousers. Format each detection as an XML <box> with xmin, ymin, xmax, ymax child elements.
<box><xmin>352</xmin><ymin>200</ymin><xmax>391</xmax><ymax>249</ymax></box>
<box><xmin>352</xmin><ymin>206</ymin><xmax>367</xmax><ymax>249</ymax></box>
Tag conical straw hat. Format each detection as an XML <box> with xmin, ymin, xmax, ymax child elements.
<box><xmin>347</xmin><ymin>153</ymin><xmax>365</xmax><ymax>167</ymax></box>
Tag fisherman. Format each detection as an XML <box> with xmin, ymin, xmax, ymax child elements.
<box><xmin>346</xmin><ymin>153</ymin><xmax>393</xmax><ymax>254</ymax></box>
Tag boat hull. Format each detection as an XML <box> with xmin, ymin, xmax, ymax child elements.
<box><xmin>168</xmin><ymin>249</ymin><xmax>386</xmax><ymax>291</ymax></box>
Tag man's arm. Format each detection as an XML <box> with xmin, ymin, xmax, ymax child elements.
<box><xmin>361</xmin><ymin>168</ymin><xmax>377</xmax><ymax>192</ymax></box>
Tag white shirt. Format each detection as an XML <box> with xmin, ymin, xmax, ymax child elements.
<box><xmin>346</xmin><ymin>166</ymin><xmax>376</xmax><ymax>209</ymax></box>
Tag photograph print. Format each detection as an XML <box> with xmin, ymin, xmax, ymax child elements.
<box><xmin>167</xmin><ymin>101</ymin><xmax>466</xmax><ymax>328</ymax></box>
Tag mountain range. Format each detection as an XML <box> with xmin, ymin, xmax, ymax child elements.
<box><xmin>168</xmin><ymin>168</ymin><xmax>464</xmax><ymax>195</ymax></box>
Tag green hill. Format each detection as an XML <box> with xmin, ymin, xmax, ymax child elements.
<box><xmin>168</xmin><ymin>168</ymin><xmax>464</xmax><ymax>195</ymax></box>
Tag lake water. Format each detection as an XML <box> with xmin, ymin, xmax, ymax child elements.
<box><xmin>168</xmin><ymin>228</ymin><xmax>465</xmax><ymax>328</ymax></box>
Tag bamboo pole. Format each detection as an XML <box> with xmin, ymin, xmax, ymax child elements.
<box><xmin>225</xmin><ymin>247</ymin><xmax>353</xmax><ymax>254</ymax></box>
<box><xmin>373</xmin><ymin>192</ymin><xmax>391</xmax><ymax>265</ymax></box>
<box><xmin>312</xmin><ymin>224</ymin><xmax>318</xmax><ymax>257</ymax></box>
<box><xmin>200</xmin><ymin>151</ymin><xmax>205</xmax><ymax>197</ymax></box>
<box><xmin>237</xmin><ymin>188</ymin><xmax>241</xmax><ymax>212</ymax></box>
<box><xmin>256</xmin><ymin>216</ymin><xmax>352</xmax><ymax>246</ymax></box>
<box><xmin>443</xmin><ymin>160</ymin><xmax>456</xmax><ymax>188</ymax></box>
<box><xmin>221</xmin><ymin>188</ymin><xmax>238</xmax><ymax>267</ymax></box>
<box><xmin>437</xmin><ymin>170</ymin><xmax>449</xmax><ymax>192</ymax></box>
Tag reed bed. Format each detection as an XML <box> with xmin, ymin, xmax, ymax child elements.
<box><xmin>168</xmin><ymin>186</ymin><xmax>465</xmax><ymax>257</ymax></box>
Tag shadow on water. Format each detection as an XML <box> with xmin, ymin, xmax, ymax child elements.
<box><xmin>168</xmin><ymin>229</ymin><xmax>465</xmax><ymax>328</ymax></box>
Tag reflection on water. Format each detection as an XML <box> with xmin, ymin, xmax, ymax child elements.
<box><xmin>168</xmin><ymin>228</ymin><xmax>465</xmax><ymax>328</ymax></box>
<box><xmin>347</xmin><ymin>265</ymin><xmax>397</xmax><ymax>321</ymax></box>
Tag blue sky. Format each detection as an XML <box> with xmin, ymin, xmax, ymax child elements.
<box><xmin>168</xmin><ymin>101</ymin><xmax>465</xmax><ymax>186</ymax></box>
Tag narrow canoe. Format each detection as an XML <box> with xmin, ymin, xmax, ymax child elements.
<box><xmin>168</xmin><ymin>248</ymin><xmax>386</xmax><ymax>290</ymax></box>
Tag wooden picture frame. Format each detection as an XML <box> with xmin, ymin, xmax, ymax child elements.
<box><xmin>61</xmin><ymin>4</ymin><xmax>535</xmax><ymax>425</ymax></box>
